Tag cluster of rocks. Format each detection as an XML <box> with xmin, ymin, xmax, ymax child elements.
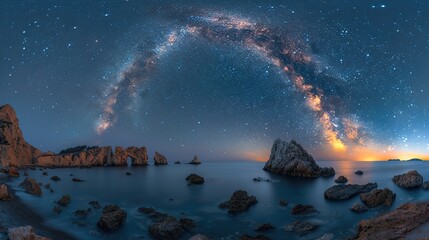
<box><xmin>219</xmin><ymin>190</ymin><xmax>258</xmax><ymax>213</ymax></box>
<box><xmin>19</xmin><ymin>177</ymin><xmax>42</xmax><ymax>196</ymax></box>
<box><xmin>263</xmin><ymin>139</ymin><xmax>335</xmax><ymax>177</ymax></box>
<box><xmin>97</xmin><ymin>205</ymin><xmax>127</xmax><ymax>231</ymax></box>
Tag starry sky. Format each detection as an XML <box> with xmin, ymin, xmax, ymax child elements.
<box><xmin>1</xmin><ymin>0</ymin><xmax>428</xmax><ymax>161</ymax></box>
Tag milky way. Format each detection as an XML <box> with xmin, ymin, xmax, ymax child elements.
<box><xmin>97</xmin><ymin>11</ymin><xmax>366</xmax><ymax>152</ymax></box>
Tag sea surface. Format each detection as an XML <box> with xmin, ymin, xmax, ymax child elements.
<box><xmin>6</xmin><ymin>160</ymin><xmax>429</xmax><ymax>240</ymax></box>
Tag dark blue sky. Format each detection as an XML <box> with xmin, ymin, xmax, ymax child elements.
<box><xmin>1</xmin><ymin>0</ymin><xmax>428</xmax><ymax>161</ymax></box>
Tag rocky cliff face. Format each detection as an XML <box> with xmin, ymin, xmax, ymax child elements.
<box><xmin>263</xmin><ymin>139</ymin><xmax>335</xmax><ymax>177</ymax></box>
<box><xmin>35</xmin><ymin>146</ymin><xmax>113</xmax><ymax>167</ymax></box>
<box><xmin>0</xmin><ymin>105</ymin><xmax>41</xmax><ymax>167</ymax></box>
<box><xmin>113</xmin><ymin>146</ymin><xmax>148</xmax><ymax>166</ymax></box>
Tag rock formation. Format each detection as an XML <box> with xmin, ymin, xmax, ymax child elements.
<box><xmin>255</xmin><ymin>223</ymin><xmax>275</xmax><ymax>232</ymax></box>
<box><xmin>113</xmin><ymin>146</ymin><xmax>148</xmax><ymax>166</ymax></box>
<box><xmin>285</xmin><ymin>221</ymin><xmax>319</xmax><ymax>235</ymax></box>
<box><xmin>35</xmin><ymin>146</ymin><xmax>113</xmax><ymax>167</ymax></box>
<box><xmin>97</xmin><ymin>205</ymin><xmax>127</xmax><ymax>231</ymax></box>
<box><xmin>335</xmin><ymin>176</ymin><xmax>348</xmax><ymax>184</ymax></box>
<box><xmin>291</xmin><ymin>204</ymin><xmax>318</xmax><ymax>215</ymax></box>
<box><xmin>355</xmin><ymin>170</ymin><xmax>363</xmax><ymax>175</ymax></box>
<box><xmin>359</xmin><ymin>188</ymin><xmax>396</xmax><ymax>207</ymax></box>
<box><xmin>350</xmin><ymin>203</ymin><xmax>368</xmax><ymax>213</ymax></box>
<box><xmin>8</xmin><ymin>226</ymin><xmax>50</xmax><ymax>240</ymax></box>
<box><xmin>57</xmin><ymin>195</ymin><xmax>71</xmax><ymax>206</ymax></box>
<box><xmin>189</xmin><ymin>155</ymin><xmax>201</xmax><ymax>164</ymax></box>
<box><xmin>219</xmin><ymin>190</ymin><xmax>257</xmax><ymax>213</ymax></box>
<box><xmin>186</xmin><ymin>173</ymin><xmax>204</xmax><ymax>185</ymax></box>
<box><xmin>149</xmin><ymin>216</ymin><xmax>194</xmax><ymax>239</ymax></box>
<box><xmin>19</xmin><ymin>177</ymin><xmax>42</xmax><ymax>196</ymax></box>
<box><xmin>0</xmin><ymin>104</ymin><xmax>41</xmax><ymax>167</ymax></box>
<box><xmin>355</xmin><ymin>202</ymin><xmax>429</xmax><ymax>239</ymax></box>
<box><xmin>324</xmin><ymin>183</ymin><xmax>377</xmax><ymax>200</ymax></box>
<box><xmin>154</xmin><ymin>151</ymin><xmax>168</xmax><ymax>165</ymax></box>
<box><xmin>263</xmin><ymin>139</ymin><xmax>335</xmax><ymax>177</ymax></box>
<box><xmin>0</xmin><ymin>184</ymin><xmax>9</xmax><ymax>200</ymax></box>
<box><xmin>392</xmin><ymin>170</ymin><xmax>424</xmax><ymax>189</ymax></box>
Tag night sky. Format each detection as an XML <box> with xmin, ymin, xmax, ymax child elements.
<box><xmin>1</xmin><ymin>1</ymin><xmax>428</xmax><ymax>161</ymax></box>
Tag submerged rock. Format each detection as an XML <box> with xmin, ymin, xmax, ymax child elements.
<box><xmin>355</xmin><ymin>202</ymin><xmax>429</xmax><ymax>239</ymax></box>
<box><xmin>360</xmin><ymin>188</ymin><xmax>396</xmax><ymax>208</ymax></box>
<box><xmin>75</xmin><ymin>208</ymin><xmax>92</xmax><ymax>218</ymax></box>
<box><xmin>72</xmin><ymin>177</ymin><xmax>85</xmax><ymax>182</ymax></box>
<box><xmin>219</xmin><ymin>190</ymin><xmax>257</xmax><ymax>213</ymax></box>
<box><xmin>186</xmin><ymin>173</ymin><xmax>204</xmax><ymax>185</ymax></box>
<box><xmin>255</xmin><ymin>223</ymin><xmax>275</xmax><ymax>232</ymax></box>
<box><xmin>253</xmin><ymin>177</ymin><xmax>270</xmax><ymax>182</ymax></box>
<box><xmin>422</xmin><ymin>181</ymin><xmax>429</xmax><ymax>190</ymax></box>
<box><xmin>89</xmin><ymin>200</ymin><xmax>101</xmax><ymax>209</ymax></box>
<box><xmin>53</xmin><ymin>205</ymin><xmax>62</xmax><ymax>214</ymax></box>
<box><xmin>57</xmin><ymin>195</ymin><xmax>71</xmax><ymax>206</ymax></box>
<box><xmin>350</xmin><ymin>203</ymin><xmax>369</xmax><ymax>213</ymax></box>
<box><xmin>355</xmin><ymin>170</ymin><xmax>363</xmax><ymax>175</ymax></box>
<box><xmin>392</xmin><ymin>170</ymin><xmax>423</xmax><ymax>189</ymax></box>
<box><xmin>154</xmin><ymin>151</ymin><xmax>168</xmax><ymax>165</ymax></box>
<box><xmin>279</xmin><ymin>199</ymin><xmax>288</xmax><ymax>207</ymax></box>
<box><xmin>334</xmin><ymin>176</ymin><xmax>348</xmax><ymax>184</ymax></box>
<box><xmin>138</xmin><ymin>207</ymin><xmax>169</xmax><ymax>222</ymax></box>
<box><xmin>50</xmin><ymin>175</ymin><xmax>61</xmax><ymax>181</ymax></box>
<box><xmin>97</xmin><ymin>205</ymin><xmax>127</xmax><ymax>231</ymax></box>
<box><xmin>263</xmin><ymin>139</ymin><xmax>335</xmax><ymax>177</ymax></box>
<box><xmin>189</xmin><ymin>155</ymin><xmax>201</xmax><ymax>164</ymax></box>
<box><xmin>291</xmin><ymin>204</ymin><xmax>318</xmax><ymax>215</ymax></box>
<box><xmin>324</xmin><ymin>183</ymin><xmax>377</xmax><ymax>200</ymax></box>
<box><xmin>8</xmin><ymin>226</ymin><xmax>50</xmax><ymax>240</ymax></box>
<box><xmin>149</xmin><ymin>216</ymin><xmax>195</xmax><ymax>239</ymax></box>
<box><xmin>19</xmin><ymin>177</ymin><xmax>42</xmax><ymax>196</ymax></box>
<box><xmin>285</xmin><ymin>221</ymin><xmax>319</xmax><ymax>235</ymax></box>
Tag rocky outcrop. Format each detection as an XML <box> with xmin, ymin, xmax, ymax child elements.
<box><xmin>255</xmin><ymin>223</ymin><xmax>275</xmax><ymax>232</ymax></box>
<box><xmin>324</xmin><ymin>183</ymin><xmax>377</xmax><ymax>200</ymax></box>
<box><xmin>291</xmin><ymin>204</ymin><xmax>318</xmax><ymax>215</ymax></box>
<box><xmin>57</xmin><ymin>195</ymin><xmax>71</xmax><ymax>206</ymax></box>
<box><xmin>263</xmin><ymin>139</ymin><xmax>335</xmax><ymax>177</ymax></box>
<box><xmin>219</xmin><ymin>190</ymin><xmax>257</xmax><ymax>213</ymax></box>
<box><xmin>392</xmin><ymin>170</ymin><xmax>423</xmax><ymax>189</ymax></box>
<box><xmin>35</xmin><ymin>146</ymin><xmax>113</xmax><ymax>167</ymax></box>
<box><xmin>0</xmin><ymin>184</ymin><xmax>9</xmax><ymax>200</ymax></box>
<box><xmin>19</xmin><ymin>177</ymin><xmax>42</xmax><ymax>196</ymax></box>
<box><xmin>154</xmin><ymin>152</ymin><xmax>168</xmax><ymax>165</ymax></box>
<box><xmin>0</xmin><ymin>104</ymin><xmax>41</xmax><ymax>167</ymax></box>
<box><xmin>149</xmin><ymin>216</ymin><xmax>194</xmax><ymax>239</ymax></box>
<box><xmin>359</xmin><ymin>188</ymin><xmax>396</xmax><ymax>208</ymax></box>
<box><xmin>350</xmin><ymin>203</ymin><xmax>368</xmax><ymax>213</ymax></box>
<box><xmin>113</xmin><ymin>146</ymin><xmax>148</xmax><ymax>166</ymax></box>
<box><xmin>186</xmin><ymin>173</ymin><xmax>204</xmax><ymax>185</ymax></box>
<box><xmin>355</xmin><ymin>170</ymin><xmax>363</xmax><ymax>175</ymax></box>
<box><xmin>189</xmin><ymin>155</ymin><xmax>201</xmax><ymax>164</ymax></box>
<box><xmin>97</xmin><ymin>205</ymin><xmax>127</xmax><ymax>231</ymax></box>
<box><xmin>285</xmin><ymin>221</ymin><xmax>319</xmax><ymax>235</ymax></box>
<box><xmin>8</xmin><ymin>226</ymin><xmax>50</xmax><ymax>240</ymax></box>
<box><xmin>355</xmin><ymin>202</ymin><xmax>429</xmax><ymax>240</ymax></box>
<box><xmin>335</xmin><ymin>176</ymin><xmax>348</xmax><ymax>184</ymax></box>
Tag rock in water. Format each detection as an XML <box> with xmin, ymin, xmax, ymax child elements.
<box><xmin>0</xmin><ymin>104</ymin><xmax>41</xmax><ymax>167</ymax></box>
<box><xmin>285</xmin><ymin>221</ymin><xmax>319</xmax><ymax>235</ymax></box>
<box><xmin>8</xmin><ymin>167</ymin><xmax>20</xmax><ymax>177</ymax></box>
<box><xmin>8</xmin><ymin>226</ymin><xmax>50</xmax><ymax>240</ymax></box>
<box><xmin>19</xmin><ymin>177</ymin><xmax>42</xmax><ymax>196</ymax></box>
<box><xmin>189</xmin><ymin>155</ymin><xmax>201</xmax><ymax>164</ymax></box>
<box><xmin>255</xmin><ymin>223</ymin><xmax>275</xmax><ymax>232</ymax></box>
<box><xmin>186</xmin><ymin>173</ymin><xmax>204</xmax><ymax>185</ymax></box>
<box><xmin>422</xmin><ymin>181</ymin><xmax>429</xmax><ymax>190</ymax></box>
<box><xmin>50</xmin><ymin>176</ymin><xmax>61</xmax><ymax>181</ymax></box>
<box><xmin>239</xmin><ymin>234</ymin><xmax>270</xmax><ymax>240</ymax></box>
<box><xmin>291</xmin><ymin>204</ymin><xmax>318</xmax><ymax>215</ymax></box>
<box><xmin>360</xmin><ymin>188</ymin><xmax>396</xmax><ymax>207</ymax></box>
<box><xmin>355</xmin><ymin>170</ymin><xmax>363</xmax><ymax>175</ymax></box>
<box><xmin>57</xmin><ymin>195</ymin><xmax>71</xmax><ymax>206</ymax></box>
<box><xmin>0</xmin><ymin>184</ymin><xmax>9</xmax><ymax>200</ymax></box>
<box><xmin>189</xmin><ymin>234</ymin><xmax>211</xmax><ymax>240</ymax></box>
<box><xmin>324</xmin><ymin>183</ymin><xmax>377</xmax><ymax>200</ymax></box>
<box><xmin>355</xmin><ymin>202</ymin><xmax>429</xmax><ymax>239</ymax></box>
<box><xmin>113</xmin><ymin>146</ymin><xmax>148</xmax><ymax>166</ymax></box>
<box><xmin>392</xmin><ymin>170</ymin><xmax>423</xmax><ymax>189</ymax></box>
<box><xmin>350</xmin><ymin>203</ymin><xmax>368</xmax><ymax>213</ymax></box>
<box><xmin>97</xmin><ymin>205</ymin><xmax>127</xmax><ymax>231</ymax></box>
<box><xmin>154</xmin><ymin>151</ymin><xmax>168</xmax><ymax>165</ymax></box>
<box><xmin>219</xmin><ymin>190</ymin><xmax>257</xmax><ymax>213</ymax></box>
<box><xmin>149</xmin><ymin>216</ymin><xmax>195</xmax><ymax>239</ymax></box>
<box><xmin>263</xmin><ymin>139</ymin><xmax>335</xmax><ymax>177</ymax></box>
<box><xmin>334</xmin><ymin>176</ymin><xmax>348</xmax><ymax>184</ymax></box>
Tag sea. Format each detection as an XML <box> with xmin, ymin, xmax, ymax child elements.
<box><xmin>6</xmin><ymin>160</ymin><xmax>429</xmax><ymax>240</ymax></box>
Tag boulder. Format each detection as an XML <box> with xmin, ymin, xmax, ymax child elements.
<box><xmin>8</xmin><ymin>226</ymin><xmax>50</xmax><ymax>240</ymax></box>
<box><xmin>355</xmin><ymin>170</ymin><xmax>363</xmax><ymax>175</ymax></box>
<box><xmin>97</xmin><ymin>205</ymin><xmax>127</xmax><ymax>231</ymax></box>
<box><xmin>355</xmin><ymin>202</ymin><xmax>429</xmax><ymax>239</ymax></box>
<box><xmin>255</xmin><ymin>223</ymin><xmax>275</xmax><ymax>231</ymax></box>
<box><xmin>8</xmin><ymin>167</ymin><xmax>20</xmax><ymax>177</ymax></box>
<box><xmin>291</xmin><ymin>204</ymin><xmax>318</xmax><ymax>215</ymax></box>
<box><xmin>154</xmin><ymin>151</ymin><xmax>168</xmax><ymax>165</ymax></box>
<box><xmin>392</xmin><ymin>170</ymin><xmax>423</xmax><ymax>189</ymax></box>
<box><xmin>360</xmin><ymin>188</ymin><xmax>396</xmax><ymax>208</ymax></box>
<box><xmin>219</xmin><ymin>190</ymin><xmax>257</xmax><ymax>213</ymax></box>
<box><xmin>19</xmin><ymin>177</ymin><xmax>42</xmax><ymax>196</ymax></box>
<box><xmin>334</xmin><ymin>176</ymin><xmax>348</xmax><ymax>184</ymax></box>
<box><xmin>324</xmin><ymin>183</ymin><xmax>377</xmax><ymax>200</ymax></box>
<box><xmin>285</xmin><ymin>221</ymin><xmax>319</xmax><ymax>235</ymax></box>
<box><xmin>350</xmin><ymin>203</ymin><xmax>368</xmax><ymax>213</ymax></box>
<box><xmin>189</xmin><ymin>155</ymin><xmax>201</xmax><ymax>164</ymax></box>
<box><xmin>57</xmin><ymin>195</ymin><xmax>71</xmax><ymax>206</ymax></box>
<box><xmin>149</xmin><ymin>216</ymin><xmax>194</xmax><ymax>239</ymax></box>
<box><xmin>0</xmin><ymin>104</ymin><xmax>41</xmax><ymax>167</ymax></box>
<box><xmin>0</xmin><ymin>184</ymin><xmax>9</xmax><ymax>200</ymax></box>
<box><xmin>186</xmin><ymin>173</ymin><xmax>204</xmax><ymax>185</ymax></box>
<box><xmin>263</xmin><ymin>139</ymin><xmax>335</xmax><ymax>177</ymax></box>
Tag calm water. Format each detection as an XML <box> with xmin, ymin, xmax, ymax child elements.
<box><xmin>6</xmin><ymin>160</ymin><xmax>429</xmax><ymax>240</ymax></box>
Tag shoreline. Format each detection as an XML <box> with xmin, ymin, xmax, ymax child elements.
<box><xmin>0</xmin><ymin>176</ymin><xmax>76</xmax><ymax>240</ymax></box>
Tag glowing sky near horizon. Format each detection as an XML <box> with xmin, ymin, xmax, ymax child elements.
<box><xmin>0</xmin><ymin>1</ymin><xmax>428</xmax><ymax>161</ymax></box>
